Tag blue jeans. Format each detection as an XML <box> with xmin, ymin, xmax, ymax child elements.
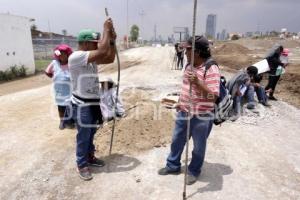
<box><xmin>233</xmin><ymin>95</ymin><xmax>242</xmax><ymax>115</ymax></box>
<box><xmin>245</xmin><ymin>85</ymin><xmax>255</xmax><ymax>109</ymax></box>
<box><xmin>255</xmin><ymin>86</ymin><xmax>267</xmax><ymax>103</ymax></box>
<box><xmin>233</xmin><ymin>85</ymin><xmax>255</xmax><ymax>114</ymax></box>
<box><xmin>72</xmin><ymin>104</ymin><xmax>101</xmax><ymax>168</ymax></box>
<box><xmin>166</xmin><ymin>111</ymin><xmax>213</xmax><ymax>177</ymax></box>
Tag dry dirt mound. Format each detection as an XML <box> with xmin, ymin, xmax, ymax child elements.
<box><xmin>280</xmin><ymin>40</ymin><xmax>300</xmax><ymax>48</ymax></box>
<box><xmin>212</xmin><ymin>43</ymin><xmax>259</xmax><ymax>70</ymax></box>
<box><xmin>94</xmin><ymin>88</ymin><xmax>174</xmax><ymax>155</ymax></box>
<box><xmin>213</xmin><ymin>43</ymin><xmax>251</xmax><ymax>55</ymax></box>
<box><xmin>214</xmin><ymin>54</ymin><xmax>260</xmax><ymax>70</ymax></box>
<box><xmin>273</xmin><ymin>63</ymin><xmax>300</xmax><ymax>108</ymax></box>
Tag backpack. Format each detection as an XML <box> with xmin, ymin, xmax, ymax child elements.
<box><xmin>204</xmin><ymin>59</ymin><xmax>233</xmax><ymax>125</ymax></box>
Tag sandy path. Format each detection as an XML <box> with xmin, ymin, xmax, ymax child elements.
<box><xmin>0</xmin><ymin>47</ymin><xmax>300</xmax><ymax>200</ymax></box>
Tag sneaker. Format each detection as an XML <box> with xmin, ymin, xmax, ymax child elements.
<box><xmin>246</xmin><ymin>104</ymin><xmax>255</xmax><ymax>110</ymax></box>
<box><xmin>229</xmin><ymin>115</ymin><xmax>239</xmax><ymax>122</ymax></box>
<box><xmin>186</xmin><ymin>174</ymin><xmax>198</xmax><ymax>185</ymax></box>
<box><xmin>77</xmin><ymin>166</ymin><xmax>93</xmax><ymax>181</ymax></box>
<box><xmin>88</xmin><ymin>157</ymin><xmax>105</xmax><ymax>167</ymax></box>
<box><xmin>158</xmin><ymin>167</ymin><xmax>181</xmax><ymax>175</ymax></box>
<box><xmin>268</xmin><ymin>96</ymin><xmax>278</xmax><ymax>101</ymax></box>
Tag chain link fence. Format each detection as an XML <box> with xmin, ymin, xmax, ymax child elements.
<box><xmin>33</xmin><ymin>38</ymin><xmax>77</xmax><ymax>60</ymax></box>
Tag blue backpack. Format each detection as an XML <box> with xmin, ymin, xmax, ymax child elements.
<box><xmin>204</xmin><ymin>59</ymin><xmax>233</xmax><ymax>125</ymax></box>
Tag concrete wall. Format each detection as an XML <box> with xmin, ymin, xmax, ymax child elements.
<box><xmin>0</xmin><ymin>14</ymin><xmax>35</xmax><ymax>75</ymax></box>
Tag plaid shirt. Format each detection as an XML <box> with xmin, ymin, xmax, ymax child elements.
<box><xmin>178</xmin><ymin>64</ymin><xmax>220</xmax><ymax>114</ymax></box>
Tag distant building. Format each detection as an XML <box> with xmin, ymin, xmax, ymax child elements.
<box><xmin>217</xmin><ymin>33</ymin><xmax>220</xmax><ymax>40</ymax></box>
<box><xmin>245</xmin><ymin>32</ymin><xmax>253</xmax><ymax>38</ymax></box>
<box><xmin>254</xmin><ymin>31</ymin><xmax>262</xmax><ymax>37</ymax></box>
<box><xmin>0</xmin><ymin>13</ymin><xmax>35</xmax><ymax>74</ymax></box>
<box><xmin>205</xmin><ymin>14</ymin><xmax>217</xmax><ymax>39</ymax></box>
<box><xmin>220</xmin><ymin>29</ymin><xmax>227</xmax><ymax>40</ymax></box>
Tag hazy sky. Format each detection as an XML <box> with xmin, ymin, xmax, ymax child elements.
<box><xmin>1</xmin><ymin>0</ymin><xmax>299</xmax><ymax>40</ymax></box>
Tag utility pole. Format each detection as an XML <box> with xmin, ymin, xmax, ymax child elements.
<box><xmin>126</xmin><ymin>0</ymin><xmax>129</xmax><ymax>48</ymax></box>
<box><xmin>154</xmin><ymin>24</ymin><xmax>157</xmax><ymax>43</ymax></box>
<box><xmin>139</xmin><ymin>10</ymin><xmax>145</xmax><ymax>43</ymax></box>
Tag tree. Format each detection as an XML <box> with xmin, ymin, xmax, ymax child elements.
<box><xmin>270</xmin><ymin>30</ymin><xmax>280</xmax><ymax>37</ymax></box>
<box><xmin>62</xmin><ymin>29</ymin><xmax>67</xmax><ymax>36</ymax></box>
<box><xmin>231</xmin><ymin>34</ymin><xmax>240</xmax><ymax>40</ymax></box>
<box><xmin>130</xmin><ymin>25</ymin><xmax>139</xmax><ymax>42</ymax></box>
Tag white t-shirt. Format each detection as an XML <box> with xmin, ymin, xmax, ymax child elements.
<box><xmin>68</xmin><ymin>51</ymin><xmax>100</xmax><ymax>100</ymax></box>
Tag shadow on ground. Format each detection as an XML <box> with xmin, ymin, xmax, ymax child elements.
<box><xmin>187</xmin><ymin>161</ymin><xmax>233</xmax><ymax>198</ymax></box>
<box><xmin>91</xmin><ymin>153</ymin><xmax>141</xmax><ymax>174</ymax></box>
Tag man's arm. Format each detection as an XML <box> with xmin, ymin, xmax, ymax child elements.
<box><xmin>99</xmin><ymin>42</ymin><xmax>116</xmax><ymax>64</ymax></box>
<box><xmin>187</xmin><ymin>69</ymin><xmax>220</xmax><ymax>101</ymax></box>
<box><xmin>44</xmin><ymin>62</ymin><xmax>54</xmax><ymax>78</ymax></box>
<box><xmin>88</xmin><ymin>18</ymin><xmax>116</xmax><ymax>64</ymax></box>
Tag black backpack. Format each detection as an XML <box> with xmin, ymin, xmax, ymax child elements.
<box><xmin>203</xmin><ymin>59</ymin><xmax>233</xmax><ymax>125</ymax></box>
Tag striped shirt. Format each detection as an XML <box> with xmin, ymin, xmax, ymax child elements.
<box><xmin>178</xmin><ymin>63</ymin><xmax>220</xmax><ymax>114</ymax></box>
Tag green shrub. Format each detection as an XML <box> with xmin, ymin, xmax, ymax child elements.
<box><xmin>0</xmin><ymin>65</ymin><xmax>27</xmax><ymax>82</ymax></box>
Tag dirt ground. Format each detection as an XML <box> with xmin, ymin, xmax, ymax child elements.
<box><xmin>0</xmin><ymin>43</ymin><xmax>300</xmax><ymax>200</ymax></box>
<box><xmin>0</xmin><ymin>74</ymin><xmax>51</xmax><ymax>96</ymax></box>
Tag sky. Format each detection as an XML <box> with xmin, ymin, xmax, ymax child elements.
<box><xmin>1</xmin><ymin>0</ymin><xmax>300</xmax><ymax>40</ymax></box>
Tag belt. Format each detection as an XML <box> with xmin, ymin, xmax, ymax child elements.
<box><xmin>72</xmin><ymin>94</ymin><xmax>100</xmax><ymax>103</ymax></box>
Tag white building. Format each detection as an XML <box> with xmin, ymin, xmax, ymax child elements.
<box><xmin>0</xmin><ymin>13</ymin><xmax>35</xmax><ymax>75</ymax></box>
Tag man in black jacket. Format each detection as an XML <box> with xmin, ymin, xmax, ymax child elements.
<box><xmin>265</xmin><ymin>45</ymin><xmax>284</xmax><ymax>101</ymax></box>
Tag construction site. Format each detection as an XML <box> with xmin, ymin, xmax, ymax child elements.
<box><xmin>1</xmin><ymin>1</ymin><xmax>300</xmax><ymax>200</ymax></box>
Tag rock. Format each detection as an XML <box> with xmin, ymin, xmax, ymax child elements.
<box><xmin>43</xmin><ymin>178</ymin><xmax>49</xmax><ymax>182</ymax></box>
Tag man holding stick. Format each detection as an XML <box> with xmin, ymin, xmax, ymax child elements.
<box><xmin>69</xmin><ymin>18</ymin><xmax>116</xmax><ymax>181</ymax></box>
<box><xmin>158</xmin><ymin>36</ymin><xmax>220</xmax><ymax>185</ymax></box>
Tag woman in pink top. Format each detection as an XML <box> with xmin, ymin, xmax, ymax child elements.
<box><xmin>45</xmin><ymin>44</ymin><xmax>73</xmax><ymax>129</ymax></box>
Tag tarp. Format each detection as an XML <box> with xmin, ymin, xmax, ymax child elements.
<box><xmin>252</xmin><ymin>59</ymin><xmax>270</xmax><ymax>74</ymax></box>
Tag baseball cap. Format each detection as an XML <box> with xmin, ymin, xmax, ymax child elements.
<box><xmin>53</xmin><ymin>44</ymin><xmax>73</xmax><ymax>59</ymax></box>
<box><xmin>77</xmin><ymin>29</ymin><xmax>100</xmax><ymax>42</ymax></box>
<box><xmin>181</xmin><ymin>35</ymin><xmax>210</xmax><ymax>52</ymax></box>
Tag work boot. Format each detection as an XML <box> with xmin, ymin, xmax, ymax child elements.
<box><xmin>77</xmin><ymin>166</ymin><xmax>93</xmax><ymax>181</ymax></box>
<box><xmin>158</xmin><ymin>167</ymin><xmax>181</xmax><ymax>175</ymax></box>
<box><xmin>186</xmin><ymin>174</ymin><xmax>198</xmax><ymax>185</ymax></box>
<box><xmin>88</xmin><ymin>156</ymin><xmax>105</xmax><ymax>167</ymax></box>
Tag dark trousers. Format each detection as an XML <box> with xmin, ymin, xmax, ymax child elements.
<box><xmin>265</xmin><ymin>75</ymin><xmax>280</xmax><ymax>97</ymax></box>
<box><xmin>177</xmin><ymin>56</ymin><xmax>184</xmax><ymax>70</ymax></box>
<box><xmin>57</xmin><ymin>105</ymin><xmax>66</xmax><ymax>119</ymax></box>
